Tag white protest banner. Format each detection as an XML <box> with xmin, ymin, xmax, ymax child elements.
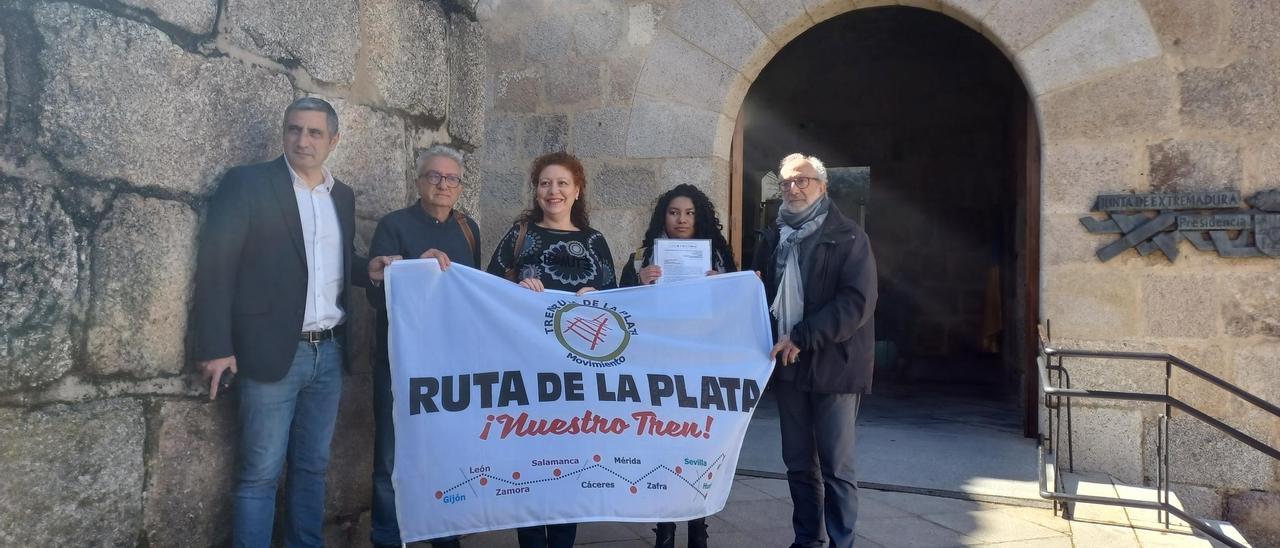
<box><xmin>385</xmin><ymin>260</ymin><xmax>774</xmax><ymax>542</ymax></box>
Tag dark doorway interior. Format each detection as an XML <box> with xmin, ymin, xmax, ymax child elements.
<box><xmin>737</xmin><ymin>7</ymin><xmax>1038</xmax><ymax>417</ymax></box>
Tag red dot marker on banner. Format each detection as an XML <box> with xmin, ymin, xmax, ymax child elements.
<box><xmin>435</xmin><ymin>491</ymin><xmax>443</xmax><ymax>499</ymax></box>
<box><xmin>675</xmin><ymin>466</ymin><xmax>683</xmax><ymax>475</ymax></box>
<box><xmin>513</xmin><ymin>471</ymin><xmax>521</xmax><ymax>480</ymax></box>
<box><xmin>593</xmin><ymin>454</ymin><xmax>601</xmax><ymax>462</ymax></box>
<box><xmin>554</xmin><ymin>469</ymin><xmax>561</xmax><ymax>477</ymax></box>
<box><xmin>479</xmin><ymin>477</ymin><xmax>488</xmax><ymax>486</ymax></box>
<box><xmin>630</xmin><ymin>486</ymin><xmax>638</xmax><ymax>494</ymax></box>
<box><xmin>707</xmin><ymin>472</ymin><xmax>713</xmax><ymax>480</ymax></box>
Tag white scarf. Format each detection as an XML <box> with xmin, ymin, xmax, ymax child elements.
<box><xmin>770</xmin><ymin>196</ymin><xmax>830</xmax><ymax>338</ymax></box>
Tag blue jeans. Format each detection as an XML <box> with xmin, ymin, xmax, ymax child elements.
<box><xmin>234</xmin><ymin>337</ymin><xmax>344</xmax><ymax>548</ymax></box>
<box><xmin>372</xmin><ymin>357</ymin><xmax>460</xmax><ymax>547</ymax></box>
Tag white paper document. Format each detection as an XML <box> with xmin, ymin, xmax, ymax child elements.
<box><xmin>653</xmin><ymin>238</ymin><xmax>712</xmax><ymax>284</ymax></box>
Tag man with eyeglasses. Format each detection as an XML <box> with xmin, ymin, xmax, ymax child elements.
<box><xmin>753</xmin><ymin>153</ymin><xmax>878</xmax><ymax>548</ymax></box>
<box><xmin>365</xmin><ymin>144</ymin><xmax>480</xmax><ymax>548</ymax></box>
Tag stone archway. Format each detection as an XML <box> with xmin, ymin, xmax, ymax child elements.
<box><xmin>623</xmin><ymin>0</ymin><xmax>1164</xmax><ymax>432</ymax></box>
<box><xmin>622</xmin><ymin>0</ymin><xmax>1164</xmax><ymax>223</ymax></box>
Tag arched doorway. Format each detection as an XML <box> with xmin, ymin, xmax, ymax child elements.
<box><xmin>734</xmin><ymin>6</ymin><xmax>1043</xmax><ymax>493</ymax></box>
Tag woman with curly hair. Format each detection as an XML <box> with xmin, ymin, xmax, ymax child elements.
<box><xmin>619</xmin><ymin>183</ymin><xmax>736</xmax><ymax>548</ymax></box>
<box><xmin>620</xmin><ymin>183</ymin><xmax>736</xmax><ymax>287</ymax></box>
<box><xmin>487</xmin><ymin>151</ymin><xmax>617</xmax><ymax>296</ymax></box>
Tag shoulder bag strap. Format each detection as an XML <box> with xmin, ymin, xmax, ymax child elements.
<box><xmin>452</xmin><ymin>210</ymin><xmax>477</xmax><ymax>264</ymax></box>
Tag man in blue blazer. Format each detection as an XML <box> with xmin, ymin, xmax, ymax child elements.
<box><xmin>194</xmin><ymin>97</ymin><xmax>394</xmax><ymax>547</ymax></box>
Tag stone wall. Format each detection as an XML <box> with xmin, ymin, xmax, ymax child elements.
<box><xmin>3</xmin><ymin>0</ymin><xmax>1279</xmax><ymax>545</ymax></box>
<box><xmin>0</xmin><ymin>0</ymin><xmax>484</xmax><ymax>545</ymax></box>
<box><xmin>476</xmin><ymin>0</ymin><xmax>732</xmax><ymax>271</ymax></box>
<box><xmin>474</xmin><ymin>0</ymin><xmax>1278</xmax><ymax>543</ymax></box>
<box><xmin>1035</xmin><ymin>1</ymin><xmax>1280</xmax><ymax>540</ymax></box>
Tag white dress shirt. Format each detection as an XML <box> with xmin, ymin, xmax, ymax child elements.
<box><xmin>285</xmin><ymin>156</ymin><xmax>345</xmax><ymax>331</ymax></box>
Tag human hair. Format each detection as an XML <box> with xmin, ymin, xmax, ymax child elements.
<box><xmin>283</xmin><ymin>97</ymin><xmax>339</xmax><ymax>136</ymax></box>
<box><xmin>416</xmin><ymin>144</ymin><xmax>464</xmax><ymax>173</ymax></box>
<box><xmin>517</xmin><ymin>151</ymin><xmax>590</xmax><ymax>230</ymax></box>
<box><xmin>641</xmin><ymin>183</ymin><xmax>735</xmax><ymax>267</ymax></box>
<box><xmin>780</xmin><ymin>152</ymin><xmax>828</xmax><ymax>183</ymax></box>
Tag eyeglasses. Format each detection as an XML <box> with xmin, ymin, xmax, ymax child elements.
<box><xmin>778</xmin><ymin>176</ymin><xmax>818</xmax><ymax>191</ymax></box>
<box><xmin>419</xmin><ymin>171</ymin><xmax>462</xmax><ymax>188</ymax></box>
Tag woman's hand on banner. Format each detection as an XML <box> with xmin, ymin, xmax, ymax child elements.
<box><xmin>576</xmin><ymin>287</ymin><xmax>598</xmax><ymax>296</ymax></box>
<box><xmin>420</xmin><ymin>249</ymin><xmax>452</xmax><ymax>270</ymax></box>
<box><xmin>518</xmin><ymin>277</ymin><xmax>545</xmax><ymax>292</ymax></box>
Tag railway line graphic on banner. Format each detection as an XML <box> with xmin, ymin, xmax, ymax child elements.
<box><xmin>434</xmin><ymin>453</ymin><xmax>727</xmax><ymax>503</ymax></box>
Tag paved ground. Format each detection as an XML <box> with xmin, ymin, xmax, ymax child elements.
<box><xmin>740</xmin><ymin>389</ymin><xmax>1044</xmax><ymax>505</ymax></box>
<box><xmin>408</xmin><ymin>389</ymin><xmax>1245</xmax><ymax>547</ymax></box>
<box><xmin>436</xmin><ymin>474</ymin><xmax>1229</xmax><ymax>548</ymax></box>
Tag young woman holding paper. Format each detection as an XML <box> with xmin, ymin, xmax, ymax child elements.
<box><xmin>619</xmin><ymin>183</ymin><xmax>736</xmax><ymax>548</ymax></box>
<box><xmin>619</xmin><ymin>183</ymin><xmax>736</xmax><ymax>287</ymax></box>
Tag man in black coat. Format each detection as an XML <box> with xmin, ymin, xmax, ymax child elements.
<box><xmin>193</xmin><ymin>97</ymin><xmax>393</xmax><ymax>547</ymax></box>
<box><xmin>754</xmin><ymin>153</ymin><xmax>878</xmax><ymax>548</ymax></box>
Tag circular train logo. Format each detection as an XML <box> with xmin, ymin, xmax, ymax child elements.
<box><xmin>552</xmin><ymin>303</ymin><xmax>632</xmax><ymax>364</ymax></box>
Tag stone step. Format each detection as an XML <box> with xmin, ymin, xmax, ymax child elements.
<box><xmin>1043</xmin><ymin>453</ymin><xmax>1252</xmax><ymax>547</ymax></box>
<box><xmin>1203</xmin><ymin>519</ymin><xmax>1252</xmax><ymax>548</ymax></box>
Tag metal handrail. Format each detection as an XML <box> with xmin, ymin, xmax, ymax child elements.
<box><xmin>1036</xmin><ymin>342</ymin><xmax>1280</xmax><ymax>548</ymax></box>
<box><xmin>1038</xmin><ymin>373</ymin><xmax>1280</xmax><ymax>461</ymax></box>
<box><xmin>1044</xmin><ymin>347</ymin><xmax>1280</xmax><ymax>421</ymax></box>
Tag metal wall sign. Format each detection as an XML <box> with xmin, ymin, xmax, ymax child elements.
<box><xmin>1079</xmin><ymin>189</ymin><xmax>1280</xmax><ymax>261</ymax></box>
<box><xmin>1093</xmin><ymin>191</ymin><xmax>1241</xmax><ymax>211</ymax></box>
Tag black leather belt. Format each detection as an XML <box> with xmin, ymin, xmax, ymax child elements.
<box><xmin>300</xmin><ymin>324</ymin><xmax>344</xmax><ymax>343</ymax></box>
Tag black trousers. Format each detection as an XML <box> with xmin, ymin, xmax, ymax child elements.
<box><xmin>655</xmin><ymin>518</ymin><xmax>708</xmax><ymax>548</ymax></box>
<box><xmin>516</xmin><ymin>524</ymin><xmax>577</xmax><ymax>548</ymax></box>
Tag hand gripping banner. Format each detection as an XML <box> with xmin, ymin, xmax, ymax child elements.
<box><xmin>385</xmin><ymin>261</ymin><xmax>775</xmax><ymax>542</ymax></box>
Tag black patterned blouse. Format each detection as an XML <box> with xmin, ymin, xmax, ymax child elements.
<box><xmin>485</xmin><ymin>223</ymin><xmax>617</xmax><ymax>292</ymax></box>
